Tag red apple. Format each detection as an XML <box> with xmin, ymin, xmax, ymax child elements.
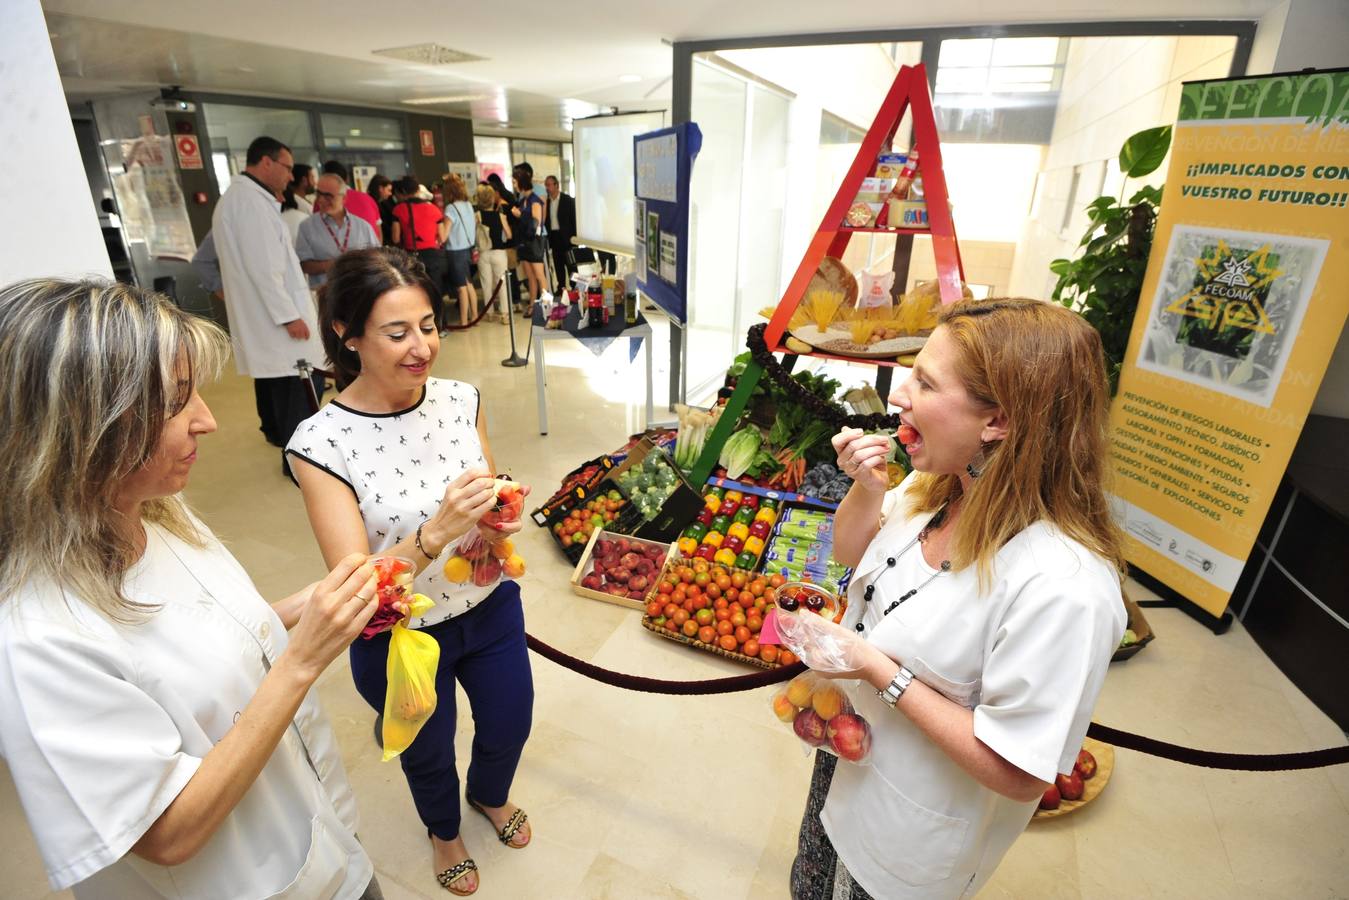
<box><xmin>826</xmin><ymin>713</ymin><xmax>873</xmax><ymax>762</ymax></box>
<box><xmin>1074</xmin><ymin>749</ymin><xmax>1097</xmax><ymax>780</ymax></box>
<box><xmin>615</xmin><ymin>538</ymin><xmax>632</xmax><ymax>555</ymax></box>
<box><xmin>582</xmin><ymin>573</ymin><xmax>603</xmax><ymax>590</ymax></box>
<box><xmin>619</xmin><ymin>552</ymin><xmax>642</xmax><ymax>570</ymax></box>
<box><xmin>1055</xmin><ymin>772</ymin><xmax>1084</xmax><ymax>801</ymax></box>
<box><xmin>595</xmin><ymin>539</ymin><xmax>614</xmax><ymax>557</ymax></box>
<box><xmin>793</xmin><ymin>709</ymin><xmax>827</xmax><ymax>747</ymax></box>
<box><xmin>628</xmin><ymin>574</ymin><xmax>650</xmax><ymax>593</ymax></box>
<box><xmin>609</xmin><ymin>566</ymin><xmax>631</xmax><ymax>585</ymax></box>
<box><xmin>1039</xmin><ymin>785</ymin><xmax>1061</xmax><ymax>810</ymax></box>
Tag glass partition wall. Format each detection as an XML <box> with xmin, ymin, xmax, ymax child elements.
<box><xmin>676</xmin><ymin>25</ymin><xmax>1248</xmax><ymax>403</ymax></box>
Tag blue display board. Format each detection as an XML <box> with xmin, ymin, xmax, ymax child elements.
<box><xmin>633</xmin><ymin>122</ymin><xmax>701</xmax><ymax>324</ymax></box>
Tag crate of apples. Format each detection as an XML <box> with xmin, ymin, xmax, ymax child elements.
<box><xmin>550</xmin><ymin>489</ymin><xmax>629</xmax><ymax>553</ymax></box>
<box><xmin>639</xmin><ymin>557</ymin><xmax>801</xmax><ymax>670</ymax></box>
<box><xmin>570</xmin><ymin>531</ymin><xmax>670</xmax><ymax>611</ymax></box>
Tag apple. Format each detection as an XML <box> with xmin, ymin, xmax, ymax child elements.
<box><xmin>1055</xmin><ymin>772</ymin><xmax>1084</xmax><ymax>801</ymax></box>
<box><xmin>793</xmin><ymin>709</ymin><xmax>827</xmax><ymax>747</ymax></box>
<box><xmin>582</xmin><ymin>573</ymin><xmax>603</xmax><ymax>590</ymax></box>
<box><xmin>1039</xmin><ymin>785</ymin><xmax>1061</xmax><ymax>810</ymax></box>
<box><xmin>596</xmin><ymin>539</ymin><xmax>614</xmax><ymax>557</ymax></box>
<box><xmin>615</xmin><ymin>538</ymin><xmax>632</xmax><ymax>555</ymax></box>
<box><xmin>827</xmin><ymin>713</ymin><xmax>873</xmax><ymax>762</ymax></box>
<box><xmin>628</xmin><ymin>574</ymin><xmax>650</xmax><ymax>593</ymax></box>
<box><xmin>1074</xmin><ymin>749</ymin><xmax>1097</xmax><ymax>780</ymax></box>
<box><xmin>609</xmin><ymin>566</ymin><xmax>631</xmax><ymax>585</ymax></box>
<box><xmin>472</xmin><ymin>557</ymin><xmax>502</xmax><ymax>587</ymax></box>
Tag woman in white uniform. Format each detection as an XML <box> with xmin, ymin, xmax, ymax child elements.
<box><xmin>788</xmin><ymin>298</ymin><xmax>1127</xmax><ymax>900</ymax></box>
<box><xmin>0</xmin><ymin>278</ymin><xmax>384</xmax><ymax>900</ymax></box>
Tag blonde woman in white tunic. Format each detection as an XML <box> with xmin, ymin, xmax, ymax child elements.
<box><xmin>0</xmin><ymin>279</ymin><xmax>385</xmax><ymax>900</ymax></box>
<box><xmin>788</xmin><ymin>299</ymin><xmax>1127</xmax><ymax>900</ymax></box>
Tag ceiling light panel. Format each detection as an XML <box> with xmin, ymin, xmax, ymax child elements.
<box><xmin>372</xmin><ymin>43</ymin><xmax>486</xmax><ymax>66</ymax></box>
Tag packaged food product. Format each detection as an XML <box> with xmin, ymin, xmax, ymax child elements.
<box><xmin>874</xmin><ymin>152</ymin><xmax>908</xmax><ymax>180</ymax></box>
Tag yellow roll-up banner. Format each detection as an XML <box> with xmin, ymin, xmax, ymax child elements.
<box><xmin>1111</xmin><ymin>69</ymin><xmax>1349</xmax><ymax>618</ymax></box>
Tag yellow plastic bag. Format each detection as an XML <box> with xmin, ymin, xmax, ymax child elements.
<box><xmin>381</xmin><ymin>594</ymin><xmax>441</xmax><ymax>762</ymax></box>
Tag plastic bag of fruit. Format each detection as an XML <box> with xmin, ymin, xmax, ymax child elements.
<box><xmin>771</xmin><ymin>582</ymin><xmax>863</xmax><ymax>672</ymax></box>
<box><xmin>770</xmin><ymin>670</ymin><xmax>873</xmax><ymax>764</ymax></box>
<box><xmin>441</xmin><ymin>478</ymin><xmax>529</xmax><ymax>587</ymax></box>
<box><xmin>382</xmin><ymin>591</ymin><xmax>441</xmax><ymax>762</ymax></box>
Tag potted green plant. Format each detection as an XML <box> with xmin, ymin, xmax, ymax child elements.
<box><xmin>1050</xmin><ymin>126</ymin><xmax>1173</xmax><ymax>395</ymax></box>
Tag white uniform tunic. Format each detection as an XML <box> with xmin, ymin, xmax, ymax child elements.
<box><xmin>213</xmin><ymin>173</ymin><xmax>327</xmax><ymax>378</ymax></box>
<box><xmin>821</xmin><ymin>474</ymin><xmax>1125</xmax><ymax>899</ymax></box>
<box><xmin>287</xmin><ymin>378</ymin><xmax>498</xmax><ymax>628</ymax></box>
<box><xmin>0</xmin><ymin>518</ymin><xmax>372</xmax><ymax>899</ymax></box>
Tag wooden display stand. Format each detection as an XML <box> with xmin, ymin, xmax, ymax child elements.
<box><xmin>692</xmin><ymin>62</ymin><xmax>966</xmax><ymax>485</ymax></box>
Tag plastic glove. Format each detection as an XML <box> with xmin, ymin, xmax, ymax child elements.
<box><xmin>775</xmin><ymin>608</ymin><xmax>882</xmax><ymax>679</ymax></box>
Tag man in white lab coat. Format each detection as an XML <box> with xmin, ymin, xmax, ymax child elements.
<box><xmin>212</xmin><ymin>136</ymin><xmax>327</xmax><ymax>466</ymax></box>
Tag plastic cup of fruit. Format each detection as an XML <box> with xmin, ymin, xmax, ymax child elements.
<box><xmin>363</xmin><ymin>555</ymin><xmax>417</xmax><ymax>637</ymax></box>
<box><xmin>774</xmin><ymin>582</ymin><xmax>837</xmax><ymax>618</ymax></box>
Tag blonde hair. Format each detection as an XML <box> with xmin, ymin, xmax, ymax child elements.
<box><xmin>445</xmin><ymin>173</ymin><xmax>470</xmax><ymax>204</ymax></box>
<box><xmin>907</xmin><ymin>298</ymin><xmax>1127</xmax><ymax>586</ymax></box>
<box><xmin>475</xmin><ymin>183</ymin><xmax>497</xmax><ymax>212</ymax></box>
<box><xmin>0</xmin><ymin>279</ymin><xmax>230</xmax><ymax>620</ymax></box>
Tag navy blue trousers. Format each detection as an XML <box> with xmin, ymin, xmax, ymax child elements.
<box><xmin>348</xmin><ymin>582</ymin><xmax>533</xmax><ymax>840</ymax></box>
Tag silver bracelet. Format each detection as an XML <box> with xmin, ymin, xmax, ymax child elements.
<box><xmin>877</xmin><ymin>665</ymin><xmax>914</xmax><ymax>708</ymax></box>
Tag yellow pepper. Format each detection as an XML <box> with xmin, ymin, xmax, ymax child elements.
<box><xmin>714</xmin><ymin>548</ymin><xmax>738</xmax><ymax>566</ymax></box>
<box><xmin>727</xmin><ymin>522</ymin><xmax>750</xmax><ymax>541</ymax></box>
<box><xmin>677</xmin><ymin>536</ymin><xmax>699</xmax><ymax>556</ymax></box>
<box><xmin>704</xmin><ymin>495</ymin><xmax>722</xmax><ymax>513</ymax></box>
<box><xmin>744</xmin><ymin>535</ymin><xmax>766</xmax><ymax>556</ymax></box>
<box><xmin>701</xmin><ymin>531</ymin><xmax>724</xmax><ymax>549</ymax></box>
<box><xmin>754</xmin><ymin>507</ymin><xmax>778</xmax><ymax>525</ymax></box>
<box><xmin>724</xmin><ymin>490</ymin><xmax>744</xmax><ymax>504</ymax></box>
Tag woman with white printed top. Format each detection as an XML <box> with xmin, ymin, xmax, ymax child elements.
<box><xmin>286</xmin><ymin>247</ymin><xmax>533</xmax><ymax>897</ymax></box>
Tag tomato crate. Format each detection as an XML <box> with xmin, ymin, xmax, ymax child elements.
<box><xmin>569</xmin><ymin>530</ymin><xmax>673</xmax><ymax>611</ymax></box>
<box><xmin>638</xmin><ymin>553</ymin><xmax>793</xmax><ymax>670</ymax></box>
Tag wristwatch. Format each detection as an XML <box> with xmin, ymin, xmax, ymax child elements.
<box><xmin>877</xmin><ymin>665</ymin><xmax>914</xmax><ymax>708</ymax></box>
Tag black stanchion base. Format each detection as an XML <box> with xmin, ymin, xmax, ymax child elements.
<box><xmin>1128</xmin><ymin>564</ymin><xmax>1234</xmax><ymax>635</ymax></box>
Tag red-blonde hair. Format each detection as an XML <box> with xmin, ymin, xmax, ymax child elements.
<box><xmin>907</xmin><ymin>297</ymin><xmax>1127</xmax><ymax>586</ymax></box>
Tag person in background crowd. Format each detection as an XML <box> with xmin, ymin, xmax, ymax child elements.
<box><xmin>212</xmin><ymin>136</ymin><xmax>326</xmax><ymax>466</ymax></box>
<box><xmin>190</xmin><ymin>230</ymin><xmax>222</xmax><ymax>301</ymax></box>
<box><xmin>390</xmin><ymin>175</ymin><xmax>450</xmax><ymax>315</ymax></box>
<box><xmin>368</xmin><ymin>174</ymin><xmax>396</xmax><ymax>245</ymax></box>
<box><xmin>543</xmin><ymin>175</ymin><xmax>580</xmax><ymax>294</ymax></box>
<box><xmin>430</xmin><ymin>181</ymin><xmax>447</xmax><ymax>213</ymax></box>
<box><xmin>788</xmin><ymin>298</ymin><xmax>1126</xmax><ymax>899</ymax></box>
<box><xmin>443</xmin><ymin>174</ymin><xmax>479</xmax><ymax>328</ymax></box>
<box><xmin>474</xmin><ymin>183</ymin><xmax>511</xmax><ymax>322</ymax></box>
<box><xmin>0</xmin><ymin>277</ymin><xmax>384</xmax><ymax>900</ymax></box>
<box><xmin>485</xmin><ymin>172</ymin><xmax>514</xmax><ymax>207</ymax></box>
<box><xmin>279</xmin><ymin>186</ymin><xmax>308</xmax><ymax>244</ymax></box>
<box><xmin>323</xmin><ymin>160</ymin><xmax>382</xmax><ymax>234</ymax></box>
<box><xmin>509</xmin><ymin>163</ymin><xmax>548</xmax><ymax>315</ymax></box>
<box><xmin>289</xmin><ymin>248</ymin><xmax>535</xmax><ymax>896</ymax></box>
<box><xmin>289</xmin><ymin>163</ymin><xmax>316</xmax><ymax>214</ymax></box>
<box><xmin>296</xmin><ymin>173</ymin><xmax>381</xmax><ymax>289</ymax></box>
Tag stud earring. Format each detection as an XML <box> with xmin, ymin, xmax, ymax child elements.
<box><xmin>346</xmin><ymin>344</ymin><xmax>356</xmax><ymax>352</ymax></box>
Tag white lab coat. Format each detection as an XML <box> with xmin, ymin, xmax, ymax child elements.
<box><xmin>820</xmin><ymin>474</ymin><xmax>1125</xmax><ymax>899</ymax></box>
<box><xmin>0</xmin><ymin>517</ymin><xmax>372</xmax><ymax>899</ymax></box>
<box><xmin>212</xmin><ymin>174</ymin><xmax>327</xmax><ymax>379</ymax></box>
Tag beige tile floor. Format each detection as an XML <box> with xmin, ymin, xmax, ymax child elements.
<box><xmin>3</xmin><ymin>312</ymin><xmax>1347</xmax><ymax>899</ymax></box>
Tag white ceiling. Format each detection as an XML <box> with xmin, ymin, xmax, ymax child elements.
<box><xmin>43</xmin><ymin>0</ymin><xmax>1277</xmax><ymax>140</ymax></box>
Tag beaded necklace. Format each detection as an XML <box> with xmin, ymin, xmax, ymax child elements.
<box><xmin>854</xmin><ymin>499</ymin><xmax>956</xmax><ymax>633</ymax></box>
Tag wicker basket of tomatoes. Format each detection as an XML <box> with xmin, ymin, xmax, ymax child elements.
<box><xmin>640</xmin><ymin>556</ymin><xmax>807</xmax><ymax>670</ymax></box>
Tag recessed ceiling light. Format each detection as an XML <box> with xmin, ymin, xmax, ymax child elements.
<box><xmin>372</xmin><ymin>43</ymin><xmax>485</xmax><ymax>66</ymax></box>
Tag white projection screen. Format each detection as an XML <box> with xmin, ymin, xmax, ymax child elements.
<box><xmin>573</xmin><ymin>111</ymin><xmax>665</xmax><ymax>255</ymax></box>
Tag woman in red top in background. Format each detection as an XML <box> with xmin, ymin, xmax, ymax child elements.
<box><xmin>390</xmin><ymin>176</ymin><xmax>450</xmax><ymax>325</ymax></box>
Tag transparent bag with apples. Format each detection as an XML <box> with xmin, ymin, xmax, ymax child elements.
<box><xmin>768</xmin><ymin>582</ymin><xmax>874</xmax><ymax>764</ymax></box>
<box><xmin>770</xmin><ymin>671</ymin><xmax>873</xmax><ymax>765</ymax></box>
<box><xmin>440</xmin><ymin>478</ymin><xmax>528</xmax><ymax>588</ymax></box>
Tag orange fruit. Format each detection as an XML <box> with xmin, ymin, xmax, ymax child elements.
<box><xmin>490</xmin><ymin>539</ymin><xmax>514</xmax><ymax>560</ymax></box>
<box><xmin>772</xmin><ymin>691</ymin><xmax>795</xmax><ymax>721</ymax></box>
<box><xmin>785</xmin><ymin>674</ymin><xmax>814</xmax><ymax>707</ymax></box>
<box><xmin>502</xmin><ymin>554</ymin><xmax>526</xmax><ymax>578</ymax></box>
<box><xmin>812</xmin><ymin>685</ymin><xmax>847</xmax><ymax>720</ymax></box>
<box><xmin>442</xmin><ymin>555</ymin><xmax>472</xmax><ymax>583</ymax></box>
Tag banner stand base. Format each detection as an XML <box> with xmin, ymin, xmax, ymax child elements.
<box><xmin>1127</xmin><ymin>565</ymin><xmax>1234</xmax><ymax>636</ymax></box>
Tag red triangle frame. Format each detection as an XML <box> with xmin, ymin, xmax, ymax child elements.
<box><xmin>762</xmin><ymin>63</ymin><xmax>966</xmax><ymax>367</ymax></box>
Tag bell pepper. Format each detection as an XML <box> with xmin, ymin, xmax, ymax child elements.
<box><xmin>723</xmin><ymin>534</ymin><xmax>744</xmax><ymax>554</ymax></box>
<box><xmin>696</xmin><ymin>508</ymin><xmax>715</xmax><ymax>526</ymax></box>
<box><xmin>744</xmin><ymin>535</ymin><xmax>766</xmax><ymax>556</ymax></box>
<box><xmin>677</xmin><ymin>536</ymin><xmax>699</xmax><ymax>556</ymax></box>
<box><xmin>723</xmin><ymin>490</ymin><xmax>743</xmax><ymax>504</ymax></box>
<box><xmin>717</xmin><ymin>500</ymin><xmax>740</xmax><ymax>518</ymax></box>
<box><xmin>714</xmin><ymin>548</ymin><xmax>738</xmax><ymax>566</ymax></box>
<box><xmin>711</xmin><ymin>515</ymin><xmax>732</xmax><ymax>534</ymax></box>
<box><xmin>727</xmin><ymin>521</ymin><xmax>750</xmax><ymax>541</ymax></box>
<box><xmin>736</xmin><ymin>551</ymin><xmax>759</xmax><ymax>569</ymax></box>
<box><xmin>732</xmin><ymin>506</ymin><xmax>756</xmax><ymax>526</ymax></box>
<box><xmin>694</xmin><ymin>543</ymin><xmax>717</xmax><ymax>561</ymax></box>
<box><xmin>749</xmin><ymin>519</ymin><xmax>773</xmax><ymax>539</ymax></box>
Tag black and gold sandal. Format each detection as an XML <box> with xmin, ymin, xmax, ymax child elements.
<box><xmin>465</xmin><ymin>793</ymin><xmax>531</xmax><ymax>849</ymax></box>
<box><xmin>435</xmin><ymin>858</ymin><xmax>478</xmax><ymax>896</ymax></box>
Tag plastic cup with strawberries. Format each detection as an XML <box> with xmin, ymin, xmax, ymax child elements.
<box><xmin>361</xmin><ymin>555</ymin><xmax>417</xmax><ymax>638</ymax></box>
